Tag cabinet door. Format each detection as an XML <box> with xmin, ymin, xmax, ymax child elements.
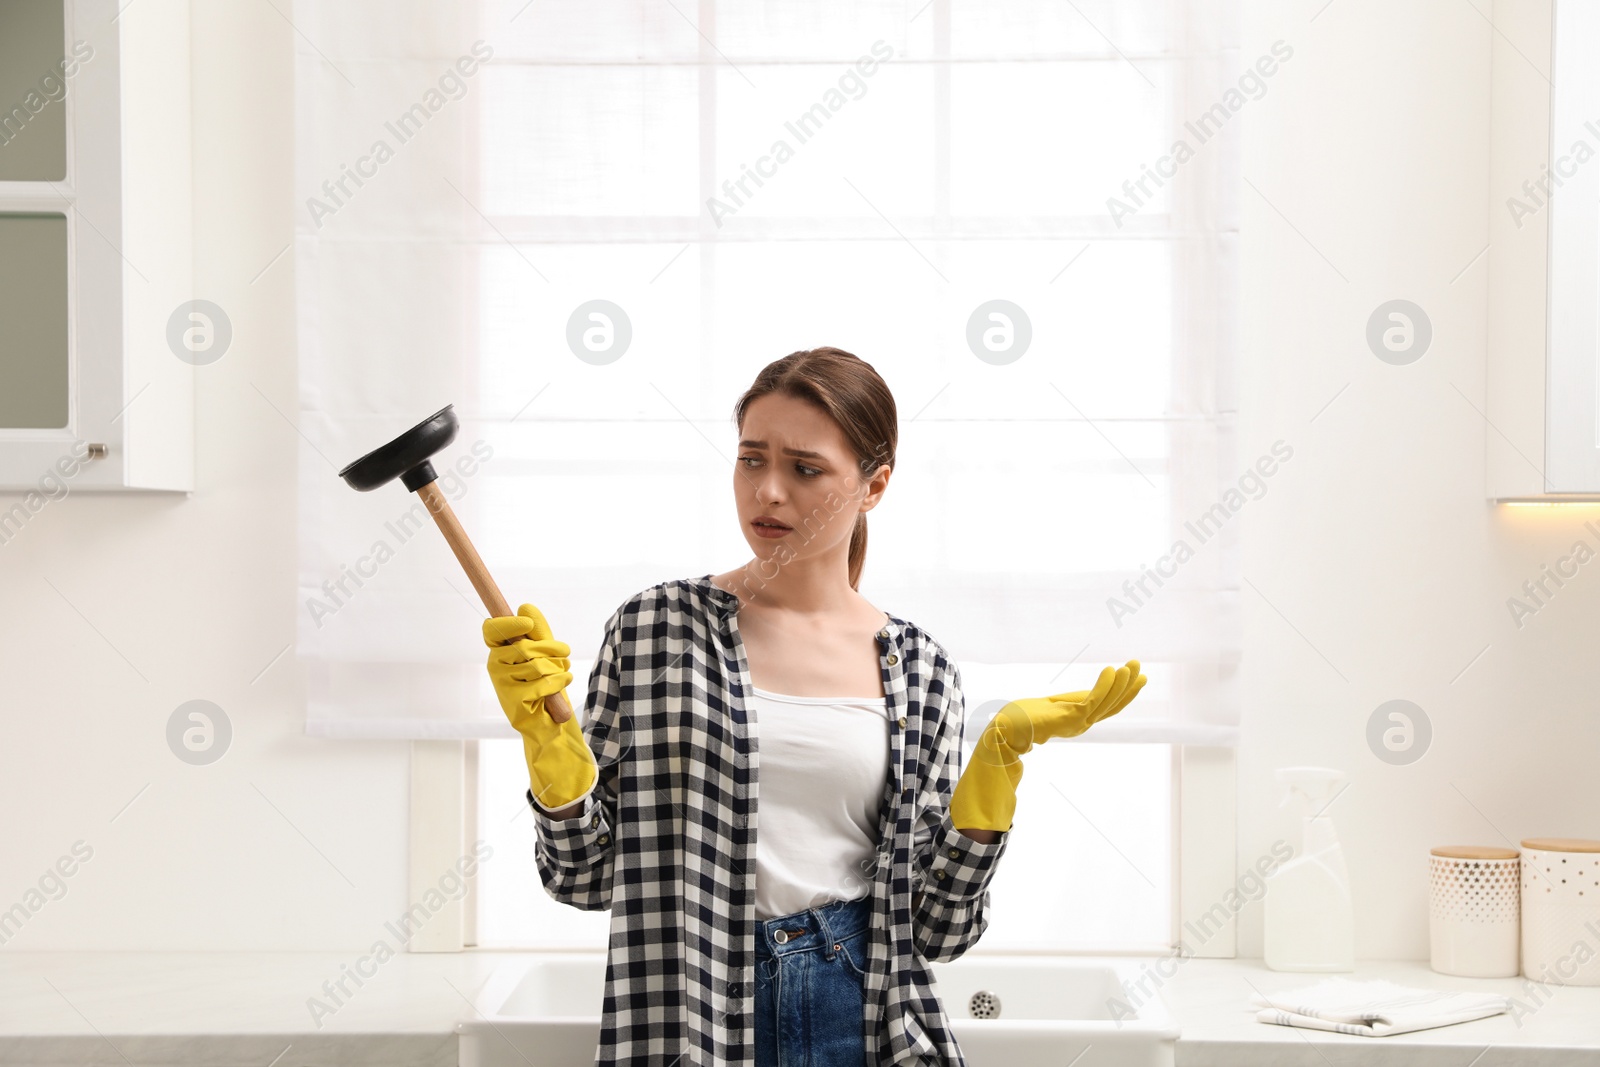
<box><xmin>1547</xmin><ymin>0</ymin><xmax>1600</xmax><ymax>491</ymax></box>
<box><xmin>0</xmin><ymin>0</ymin><xmax>195</xmax><ymax>492</ymax></box>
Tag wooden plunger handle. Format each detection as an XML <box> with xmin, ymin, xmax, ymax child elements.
<box><xmin>414</xmin><ymin>481</ymin><xmax>575</xmax><ymax>724</ymax></box>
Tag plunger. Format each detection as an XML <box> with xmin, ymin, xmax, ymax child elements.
<box><xmin>337</xmin><ymin>404</ymin><xmax>574</xmax><ymax>723</ymax></box>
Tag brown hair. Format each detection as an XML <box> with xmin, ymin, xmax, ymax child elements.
<box><xmin>731</xmin><ymin>346</ymin><xmax>898</xmax><ymax>591</ymax></box>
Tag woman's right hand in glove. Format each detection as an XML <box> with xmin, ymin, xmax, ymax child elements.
<box><xmin>483</xmin><ymin>603</ymin><xmax>598</xmax><ymax>813</ymax></box>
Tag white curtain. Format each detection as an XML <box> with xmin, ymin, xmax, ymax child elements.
<box><xmin>293</xmin><ymin>0</ymin><xmax>1240</xmax><ymax>745</ymax></box>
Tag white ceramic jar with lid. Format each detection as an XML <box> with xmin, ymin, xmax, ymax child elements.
<box><xmin>1429</xmin><ymin>845</ymin><xmax>1520</xmax><ymax>978</ymax></box>
<box><xmin>1520</xmin><ymin>838</ymin><xmax>1600</xmax><ymax>986</ymax></box>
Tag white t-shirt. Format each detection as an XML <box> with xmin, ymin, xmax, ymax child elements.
<box><xmin>749</xmin><ymin>685</ymin><xmax>892</xmax><ymax>920</ymax></box>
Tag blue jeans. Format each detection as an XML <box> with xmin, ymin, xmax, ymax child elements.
<box><xmin>753</xmin><ymin>895</ymin><xmax>871</xmax><ymax>1067</ymax></box>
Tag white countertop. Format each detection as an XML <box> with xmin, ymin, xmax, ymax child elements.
<box><xmin>0</xmin><ymin>952</ymin><xmax>1595</xmax><ymax>1066</ymax></box>
<box><xmin>1163</xmin><ymin>958</ymin><xmax>1598</xmax><ymax>1066</ymax></box>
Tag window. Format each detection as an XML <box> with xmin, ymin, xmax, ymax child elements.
<box><xmin>293</xmin><ymin>0</ymin><xmax>1240</xmax><ymax>954</ymax></box>
<box><xmin>476</xmin><ymin>731</ymin><xmax>1172</xmax><ymax>952</ymax></box>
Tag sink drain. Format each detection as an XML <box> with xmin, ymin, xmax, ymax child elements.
<box><xmin>968</xmin><ymin>990</ymin><xmax>1002</xmax><ymax>1019</ymax></box>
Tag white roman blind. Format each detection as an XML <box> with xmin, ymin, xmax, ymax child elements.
<box><xmin>293</xmin><ymin>0</ymin><xmax>1241</xmax><ymax>745</ymax></box>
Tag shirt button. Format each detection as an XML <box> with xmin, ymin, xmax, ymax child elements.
<box><xmin>934</xmin><ymin>870</ymin><xmax>948</xmax><ymax>881</ymax></box>
<box><xmin>897</xmin><ymin>716</ymin><xmax>907</xmax><ymax>729</ymax></box>
<box><xmin>597</xmin><ymin>834</ymin><xmax>610</xmax><ymax>845</ymax></box>
<box><xmin>886</xmin><ymin>654</ymin><xmax>898</xmax><ymax>666</ymax></box>
<box><xmin>947</xmin><ymin>847</ymin><xmax>961</xmax><ymax>859</ymax></box>
<box><xmin>878</xmin><ymin>628</ymin><xmax>889</xmax><ymax>640</ymax></box>
<box><xmin>902</xmin><ymin>787</ymin><xmax>913</xmax><ymax>802</ymax></box>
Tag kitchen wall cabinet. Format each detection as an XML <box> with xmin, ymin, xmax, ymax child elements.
<box><xmin>0</xmin><ymin>0</ymin><xmax>194</xmax><ymax>493</ymax></box>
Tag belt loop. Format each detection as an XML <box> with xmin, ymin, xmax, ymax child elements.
<box><xmin>814</xmin><ymin>904</ymin><xmax>839</xmax><ymax>960</ymax></box>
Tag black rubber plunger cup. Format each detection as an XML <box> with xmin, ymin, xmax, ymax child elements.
<box><xmin>337</xmin><ymin>404</ymin><xmax>461</xmax><ymax>493</ymax></box>
<box><xmin>337</xmin><ymin>404</ymin><xmax>574</xmax><ymax>724</ymax></box>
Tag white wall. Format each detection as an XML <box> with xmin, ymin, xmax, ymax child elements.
<box><xmin>1239</xmin><ymin>0</ymin><xmax>1600</xmax><ymax>959</ymax></box>
<box><xmin>0</xmin><ymin>0</ymin><xmax>410</xmax><ymax>950</ymax></box>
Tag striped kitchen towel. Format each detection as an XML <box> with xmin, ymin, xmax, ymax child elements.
<box><xmin>1250</xmin><ymin>978</ymin><xmax>1512</xmax><ymax>1036</ymax></box>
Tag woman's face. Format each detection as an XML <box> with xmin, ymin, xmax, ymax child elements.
<box><xmin>734</xmin><ymin>392</ymin><xmax>890</xmax><ymax>567</ymax></box>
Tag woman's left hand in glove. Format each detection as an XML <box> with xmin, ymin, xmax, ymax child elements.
<box><xmin>948</xmin><ymin>659</ymin><xmax>1147</xmax><ymax>835</ymax></box>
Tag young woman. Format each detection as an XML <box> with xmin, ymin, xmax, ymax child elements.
<box><xmin>482</xmin><ymin>347</ymin><xmax>1145</xmax><ymax>1067</ymax></box>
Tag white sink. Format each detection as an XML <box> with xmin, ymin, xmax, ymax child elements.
<box><xmin>458</xmin><ymin>953</ymin><xmax>1178</xmax><ymax>1067</ymax></box>
<box><xmin>930</xmin><ymin>955</ymin><xmax>1178</xmax><ymax>1066</ymax></box>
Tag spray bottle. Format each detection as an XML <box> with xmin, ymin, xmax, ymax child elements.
<box><xmin>1263</xmin><ymin>766</ymin><xmax>1353</xmax><ymax>972</ymax></box>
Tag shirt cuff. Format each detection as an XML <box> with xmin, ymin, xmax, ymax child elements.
<box><xmin>920</xmin><ymin>814</ymin><xmax>1008</xmax><ymax>900</ymax></box>
<box><xmin>528</xmin><ymin>788</ymin><xmax>613</xmax><ymax>859</ymax></box>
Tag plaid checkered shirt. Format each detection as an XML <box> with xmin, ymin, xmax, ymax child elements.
<box><xmin>527</xmin><ymin>573</ymin><xmax>1010</xmax><ymax>1066</ymax></box>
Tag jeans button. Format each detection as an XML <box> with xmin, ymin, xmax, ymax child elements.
<box><xmin>774</xmin><ymin>929</ymin><xmax>788</xmax><ymax>944</ymax></box>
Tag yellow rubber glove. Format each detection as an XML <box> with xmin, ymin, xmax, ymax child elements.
<box><xmin>949</xmin><ymin>660</ymin><xmax>1147</xmax><ymax>833</ymax></box>
<box><xmin>483</xmin><ymin>603</ymin><xmax>598</xmax><ymax>812</ymax></box>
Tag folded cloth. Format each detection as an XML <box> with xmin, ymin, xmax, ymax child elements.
<box><xmin>1249</xmin><ymin>977</ymin><xmax>1512</xmax><ymax>1037</ymax></box>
